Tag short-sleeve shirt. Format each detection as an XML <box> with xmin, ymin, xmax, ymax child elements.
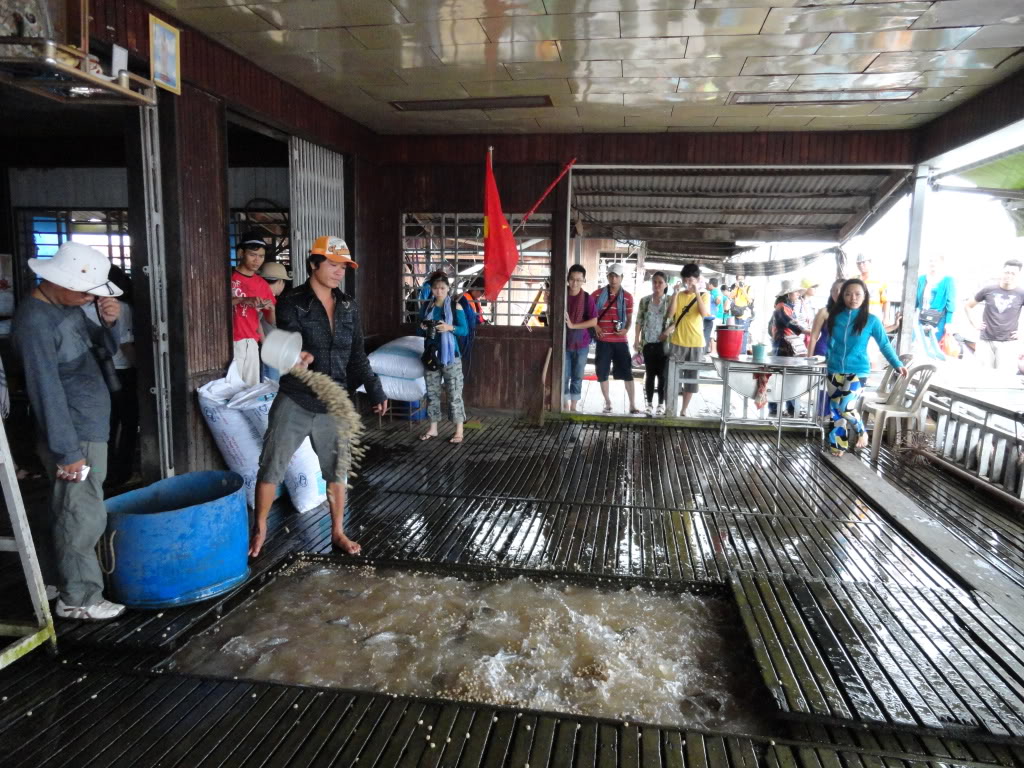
<box><xmin>975</xmin><ymin>285</ymin><xmax>1024</xmax><ymax>341</ymax></box>
<box><xmin>591</xmin><ymin>288</ymin><xmax>633</xmax><ymax>343</ymax></box>
<box><xmin>669</xmin><ymin>292</ymin><xmax>708</xmax><ymax>348</ymax></box>
<box><xmin>231</xmin><ymin>270</ymin><xmax>275</xmax><ymax>342</ymax></box>
<box><xmin>863</xmin><ymin>278</ymin><xmax>888</xmax><ymax>318</ymax></box>
<box><xmin>566</xmin><ymin>289</ymin><xmax>596</xmax><ymax>351</ymax></box>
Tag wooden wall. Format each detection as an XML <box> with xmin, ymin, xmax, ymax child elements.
<box><xmin>378</xmin><ymin>131</ymin><xmax>918</xmax><ymax>168</ymax></box>
<box><xmin>919</xmin><ymin>68</ymin><xmax>1024</xmax><ymax>163</ymax></box>
<box><xmin>160</xmin><ymin>85</ymin><xmax>231</xmax><ymax>473</ymax></box>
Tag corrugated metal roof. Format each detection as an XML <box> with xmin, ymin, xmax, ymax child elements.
<box><xmin>571</xmin><ymin>168</ymin><xmax>909</xmax><ymax>253</ymax></box>
<box><xmin>574</xmin><ymin>171</ymin><xmax>888</xmax><ymax>196</ymax></box>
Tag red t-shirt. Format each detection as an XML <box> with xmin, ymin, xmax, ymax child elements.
<box><xmin>231</xmin><ymin>270</ymin><xmax>275</xmax><ymax>342</ymax></box>
<box><xmin>591</xmin><ymin>288</ymin><xmax>633</xmax><ymax>343</ymax></box>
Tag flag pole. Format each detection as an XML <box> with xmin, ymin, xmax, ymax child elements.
<box><xmin>513</xmin><ymin>157</ymin><xmax>577</xmax><ymax>235</ymax></box>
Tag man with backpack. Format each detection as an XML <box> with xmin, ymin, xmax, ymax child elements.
<box><xmin>591</xmin><ymin>263</ymin><xmax>637</xmax><ymax>414</ymax></box>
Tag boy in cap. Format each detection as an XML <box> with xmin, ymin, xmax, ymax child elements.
<box><xmin>13</xmin><ymin>241</ymin><xmax>126</xmax><ymax>620</ymax></box>
<box><xmin>231</xmin><ymin>232</ymin><xmax>276</xmax><ymax>386</ymax></box>
<box><xmin>591</xmin><ymin>262</ymin><xmax>638</xmax><ymax>414</ymax></box>
<box><xmin>250</xmin><ymin>236</ymin><xmax>388</xmax><ymax>558</ymax></box>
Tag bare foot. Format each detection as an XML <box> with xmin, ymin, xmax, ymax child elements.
<box><xmin>856</xmin><ymin>432</ymin><xmax>868</xmax><ymax>450</ymax></box>
<box><xmin>332</xmin><ymin>531</ymin><xmax>362</xmax><ymax>555</ymax></box>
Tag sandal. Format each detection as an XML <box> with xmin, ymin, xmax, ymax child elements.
<box><xmin>449</xmin><ymin>435</ymin><xmax>464</xmax><ymax>444</ymax></box>
<box><xmin>419</xmin><ymin>432</ymin><xmax>437</xmax><ymax>441</ymax></box>
<box><xmin>629</xmin><ymin>408</ymin><xmax>643</xmax><ymax>415</ymax></box>
<box><xmin>602</xmin><ymin>404</ymin><xmax>613</xmax><ymax>414</ymax></box>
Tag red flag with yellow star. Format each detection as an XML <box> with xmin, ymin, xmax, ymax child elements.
<box><xmin>483</xmin><ymin>152</ymin><xmax>519</xmax><ymax>302</ymax></box>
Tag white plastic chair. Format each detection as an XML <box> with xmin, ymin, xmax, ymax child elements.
<box><xmin>864</xmin><ymin>363</ymin><xmax>937</xmax><ymax>463</ymax></box>
<box><xmin>857</xmin><ymin>353</ymin><xmax>913</xmax><ymax>419</ymax></box>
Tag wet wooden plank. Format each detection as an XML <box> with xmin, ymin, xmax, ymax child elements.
<box><xmin>787</xmin><ymin>579</ymin><xmax>888</xmax><ymax>724</ymax></box>
<box><xmin>751</xmin><ymin>574</ymin><xmax>832</xmax><ymax>717</ymax></box>
<box><xmin>730</xmin><ymin>574</ymin><xmax>793</xmax><ymax>712</ymax></box>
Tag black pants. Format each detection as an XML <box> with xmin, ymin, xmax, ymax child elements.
<box><xmin>642</xmin><ymin>342</ymin><xmax>667</xmax><ymax>406</ymax></box>
<box><xmin>107</xmin><ymin>368</ymin><xmax>139</xmax><ymax>485</ymax></box>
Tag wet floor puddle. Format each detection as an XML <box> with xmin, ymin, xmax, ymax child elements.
<box><xmin>172</xmin><ymin>562</ymin><xmax>773</xmax><ymax>733</ymax></box>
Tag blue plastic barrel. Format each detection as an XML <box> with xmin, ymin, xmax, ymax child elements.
<box><xmin>105</xmin><ymin>471</ymin><xmax>250</xmax><ymax>609</ymax></box>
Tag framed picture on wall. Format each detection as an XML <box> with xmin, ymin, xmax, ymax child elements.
<box><xmin>149</xmin><ymin>15</ymin><xmax>181</xmax><ymax>95</ymax></box>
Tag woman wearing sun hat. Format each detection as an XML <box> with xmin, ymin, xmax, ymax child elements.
<box><xmin>12</xmin><ymin>241</ymin><xmax>127</xmax><ymax>621</ymax></box>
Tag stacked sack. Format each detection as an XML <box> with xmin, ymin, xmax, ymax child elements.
<box><xmin>197</xmin><ymin>365</ymin><xmax>327</xmax><ymax>512</ymax></box>
<box><xmin>361</xmin><ymin>336</ymin><xmax>426</xmax><ymax>402</ymax></box>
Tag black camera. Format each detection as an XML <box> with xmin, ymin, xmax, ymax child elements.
<box><xmin>91</xmin><ymin>344</ymin><xmax>121</xmax><ymax>393</ymax></box>
<box><xmin>421</xmin><ymin>318</ymin><xmax>439</xmax><ymax>341</ymax></box>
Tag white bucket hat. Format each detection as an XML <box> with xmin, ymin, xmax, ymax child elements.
<box><xmin>777</xmin><ymin>279</ymin><xmax>797</xmax><ymax>296</ymax></box>
<box><xmin>607</xmin><ymin>262</ymin><xmax>628</xmax><ymax>277</ymax></box>
<box><xmin>29</xmin><ymin>242</ymin><xmax>123</xmax><ymax>297</ymax></box>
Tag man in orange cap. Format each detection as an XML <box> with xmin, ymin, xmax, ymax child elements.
<box><xmin>250</xmin><ymin>236</ymin><xmax>387</xmax><ymax>558</ymax></box>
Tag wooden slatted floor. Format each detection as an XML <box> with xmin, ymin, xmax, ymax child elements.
<box><xmin>733</xmin><ymin>573</ymin><xmax>1024</xmax><ymax>739</ymax></box>
<box><xmin>2</xmin><ymin>656</ymin><xmax>1021</xmax><ymax>768</ymax></box>
<box><xmin>2</xmin><ymin>416</ymin><xmax>1024</xmax><ymax>766</ymax></box>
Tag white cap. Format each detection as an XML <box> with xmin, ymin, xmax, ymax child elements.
<box><xmin>607</xmin><ymin>262</ymin><xmax>628</xmax><ymax>277</ymax></box>
<box><xmin>28</xmin><ymin>242</ymin><xmax>122</xmax><ymax>297</ymax></box>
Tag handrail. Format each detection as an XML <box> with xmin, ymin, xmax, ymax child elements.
<box><xmin>922</xmin><ymin>383</ymin><xmax>1024</xmax><ymax>501</ymax></box>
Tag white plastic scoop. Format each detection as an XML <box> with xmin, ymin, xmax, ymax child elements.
<box><xmin>261</xmin><ymin>328</ymin><xmax>303</xmax><ymax>372</ymax></box>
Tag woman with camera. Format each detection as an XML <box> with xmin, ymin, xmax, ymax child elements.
<box><xmin>419</xmin><ymin>271</ymin><xmax>468</xmax><ymax>444</ymax></box>
<box><xmin>634</xmin><ymin>271</ymin><xmax>670</xmax><ymax>416</ymax></box>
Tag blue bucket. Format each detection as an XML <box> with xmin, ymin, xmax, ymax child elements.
<box><xmin>105</xmin><ymin>471</ymin><xmax>250</xmax><ymax>609</ymax></box>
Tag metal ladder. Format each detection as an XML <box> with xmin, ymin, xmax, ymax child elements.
<box><xmin>0</xmin><ymin>418</ymin><xmax>56</xmax><ymax>668</ymax></box>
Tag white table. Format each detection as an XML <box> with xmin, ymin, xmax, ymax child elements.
<box><xmin>712</xmin><ymin>355</ymin><xmax>828</xmax><ymax>447</ymax></box>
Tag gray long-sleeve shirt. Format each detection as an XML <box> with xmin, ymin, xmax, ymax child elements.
<box><xmin>12</xmin><ymin>297</ymin><xmax>118</xmax><ymax>465</ymax></box>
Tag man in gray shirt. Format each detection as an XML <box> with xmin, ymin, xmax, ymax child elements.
<box><xmin>13</xmin><ymin>242</ymin><xmax>126</xmax><ymax>621</ymax></box>
<box><xmin>967</xmin><ymin>259</ymin><xmax>1024</xmax><ymax>374</ymax></box>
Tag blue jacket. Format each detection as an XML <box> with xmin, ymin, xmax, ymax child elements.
<box><xmin>826</xmin><ymin>310</ymin><xmax>902</xmax><ymax>377</ymax></box>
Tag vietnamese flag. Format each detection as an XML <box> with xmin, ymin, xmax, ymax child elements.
<box><xmin>483</xmin><ymin>152</ymin><xmax>519</xmax><ymax>302</ymax></box>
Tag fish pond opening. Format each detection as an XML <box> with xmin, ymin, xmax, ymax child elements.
<box><xmin>171</xmin><ymin>560</ymin><xmax>775</xmax><ymax>734</ymax></box>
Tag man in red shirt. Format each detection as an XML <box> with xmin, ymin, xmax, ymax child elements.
<box><xmin>231</xmin><ymin>232</ymin><xmax>276</xmax><ymax>386</ymax></box>
<box><xmin>591</xmin><ymin>263</ymin><xmax>638</xmax><ymax>414</ymax></box>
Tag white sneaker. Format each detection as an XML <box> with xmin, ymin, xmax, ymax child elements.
<box><xmin>644</xmin><ymin>404</ymin><xmax>653</xmax><ymax>416</ymax></box>
<box><xmin>55</xmin><ymin>598</ymin><xmax>125</xmax><ymax>621</ymax></box>
<box><xmin>45</xmin><ymin>585</ymin><xmax>58</xmax><ymax>601</ymax></box>
<box><xmin>655</xmin><ymin>405</ymin><xmax>666</xmax><ymax>417</ymax></box>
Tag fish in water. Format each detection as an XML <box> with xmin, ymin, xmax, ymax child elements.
<box><xmin>326</xmin><ymin>617</ymin><xmax>351</xmax><ymax>627</ymax></box>
<box><xmin>363</xmin><ymin>631</ymin><xmax>414</xmax><ymax>646</ymax></box>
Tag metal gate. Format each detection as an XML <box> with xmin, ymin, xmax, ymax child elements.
<box><xmin>288</xmin><ymin>137</ymin><xmax>345</xmax><ymax>285</ymax></box>
<box><xmin>139</xmin><ymin>105</ymin><xmax>175</xmax><ymax>479</ymax></box>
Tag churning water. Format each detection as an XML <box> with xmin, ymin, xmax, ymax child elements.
<box><xmin>174</xmin><ymin>562</ymin><xmax>772</xmax><ymax>733</ymax></box>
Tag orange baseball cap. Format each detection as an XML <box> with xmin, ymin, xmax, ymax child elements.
<box><xmin>310</xmin><ymin>236</ymin><xmax>358</xmax><ymax>268</ymax></box>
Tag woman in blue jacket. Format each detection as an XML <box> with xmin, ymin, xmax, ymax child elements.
<box><xmin>419</xmin><ymin>272</ymin><xmax>468</xmax><ymax>444</ymax></box>
<box><xmin>823</xmin><ymin>279</ymin><xmax>907</xmax><ymax>457</ymax></box>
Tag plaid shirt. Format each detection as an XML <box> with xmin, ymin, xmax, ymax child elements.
<box><xmin>277</xmin><ymin>281</ymin><xmax>385</xmax><ymax>413</ymax></box>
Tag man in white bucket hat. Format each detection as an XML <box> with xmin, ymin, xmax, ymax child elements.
<box><xmin>12</xmin><ymin>241</ymin><xmax>126</xmax><ymax>621</ymax></box>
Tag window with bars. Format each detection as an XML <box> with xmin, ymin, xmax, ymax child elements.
<box><xmin>228</xmin><ymin>208</ymin><xmax>291</xmax><ymax>274</ymax></box>
<box><xmin>14</xmin><ymin>209</ymin><xmax>131</xmax><ymax>313</ymax></box>
<box><xmin>401</xmin><ymin>213</ymin><xmax>552</xmax><ymax>327</ymax></box>
<box><xmin>20</xmin><ymin>208</ymin><xmax>131</xmax><ymax>274</ymax></box>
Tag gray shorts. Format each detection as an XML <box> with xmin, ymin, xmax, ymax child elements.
<box><xmin>671</xmin><ymin>344</ymin><xmax>703</xmax><ymax>393</ymax></box>
<box><xmin>257</xmin><ymin>393</ymin><xmax>345</xmax><ymax>485</ymax></box>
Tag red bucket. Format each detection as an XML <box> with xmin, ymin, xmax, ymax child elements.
<box><xmin>716</xmin><ymin>327</ymin><xmax>744</xmax><ymax>358</ymax></box>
